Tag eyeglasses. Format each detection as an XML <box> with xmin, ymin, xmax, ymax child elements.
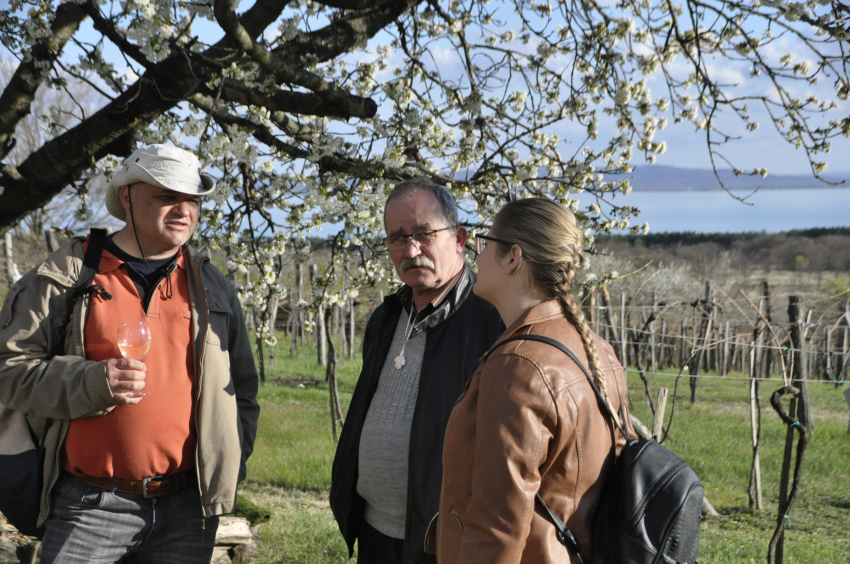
<box><xmin>475</xmin><ymin>234</ymin><xmax>518</xmax><ymax>255</ymax></box>
<box><xmin>384</xmin><ymin>225</ymin><xmax>458</xmax><ymax>251</ymax></box>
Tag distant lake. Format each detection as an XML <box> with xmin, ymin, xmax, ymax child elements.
<box><xmin>577</xmin><ymin>188</ymin><xmax>849</xmax><ymax>234</ymax></box>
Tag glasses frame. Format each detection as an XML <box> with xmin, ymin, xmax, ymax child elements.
<box><xmin>384</xmin><ymin>225</ymin><xmax>459</xmax><ymax>251</ymax></box>
<box><xmin>474</xmin><ymin>234</ymin><xmax>518</xmax><ymax>255</ymax></box>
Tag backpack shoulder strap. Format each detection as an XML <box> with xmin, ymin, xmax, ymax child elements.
<box><xmin>501</xmin><ymin>334</ymin><xmax>630</xmax><ymax>440</ymax></box>
<box><xmin>534</xmin><ymin>493</ymin><xmax>586</xmax><ymax>564</ymax></box>
<box><xmin>48</xmin><ymin>228</ymin><xmax>111</xmax><ymax>359</ymax></box>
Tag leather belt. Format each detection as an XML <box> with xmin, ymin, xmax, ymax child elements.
<box><xmin>74</xmin><ymin>471</ymin><xmax>191</xmax><ymax>498</ymax></box>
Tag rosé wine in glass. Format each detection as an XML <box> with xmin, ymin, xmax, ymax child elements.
<box><xmin>117</xmin><ymin>322</ymin><xmax>151</xmax><ymax>398</ymax></box>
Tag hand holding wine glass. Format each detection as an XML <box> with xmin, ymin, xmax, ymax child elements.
<box><xmin>110</xmin><ymin>322</ymin><xmax>151</xmax><ymax>400</ymax></box>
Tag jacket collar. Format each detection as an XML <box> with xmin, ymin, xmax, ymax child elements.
<box><xmin>386</xmin><ymin>263</ymin><xmax>477</xmax><ymax>337</ymax></box>
<box><xmin>485</xmin><ymin>299</ymin><xmax>564</xmax><ymax>357</ymax></box>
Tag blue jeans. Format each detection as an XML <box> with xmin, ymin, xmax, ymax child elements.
<box><xmin>41</xmin><ymin>473</ymin><xmax>219</xmax><ymax>564</ymax></box>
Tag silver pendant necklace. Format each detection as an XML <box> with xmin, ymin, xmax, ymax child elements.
<box><xmin>394</xmin><ymin>306</ymin><xmax>417</xmax><ymax>370</ymax></box>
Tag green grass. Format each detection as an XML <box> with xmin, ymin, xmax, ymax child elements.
<box><xmin>237</xmin><ymin>332</ymin><xmax>850</xmax><ymax>563</ymax></box>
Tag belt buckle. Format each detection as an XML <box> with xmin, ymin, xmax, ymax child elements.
<box><xmin>142</xmin><ymin>477</ymin><xmax>154</xmax><ymax>498</ymax></box>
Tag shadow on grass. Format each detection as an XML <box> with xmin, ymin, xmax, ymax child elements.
<box><xmin>826</xmin><ymin>498</ymin><xmax>850</xmax><ymax>510</ymax></box>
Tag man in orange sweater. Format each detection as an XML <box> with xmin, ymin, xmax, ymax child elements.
<box><xmin>0</xmin><ymin>144</ymin><xmax>260</xmax><ymax>563</ymax></box>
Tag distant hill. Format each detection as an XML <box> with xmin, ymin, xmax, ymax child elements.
<box><xmin>594</xmin><ymin>227</ymin><xmax>850</xmax><ymax>273</ymax></box>
<box><xmin>615</xmin><ymin>165</ymin><xmax>849</xmax><ymax>192</ymax></box>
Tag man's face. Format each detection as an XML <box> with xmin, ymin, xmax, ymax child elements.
<box><xmin>384</xmin><ymin>191</ymin><xmax>466</xmax><ymax>293</ymax></box>
<box><xmin>120</xmin><ymin>183</ymin><xmax>200</xmax><ymax>255</ymax></box>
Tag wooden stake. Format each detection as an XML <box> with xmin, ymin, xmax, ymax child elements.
<box><xmin>827</xmin><ymin>327</ymin><xmax>833</xmax><ymax>379</ymax></box>
<box><xmin>749</xmin><ymin>306</ymin><xmax>764</xmax><ymax>510</ymax></box>
<box><xmin>652</xmin><ymin>388</ymin><xmax>668</xmax><ymax>441</ymax></box>
<box><xmin>843</xmin><ymin>324</ymin><xmax>849</xmax><ymax>383</ymax></box>
<box><xmin>290</xmin><ymin>268</ymin><xmax>301</xmax><ymax>359</ymax></box>
<box><xmin>649</xmin><ymin>311</ymin><xmax>657</xmax><ymax>374</ymax></box>
<box><xmin>349</xmin><ymin>295</ymin><xmax>356</xmax><ymax>359</ymax></box>
<box><xmin>590</xmin><ymin>289</ymin><xmax>598</xmax><ymax>333</ymax></box>
<box><xmin>788</xmin><ymin>296</ymin><xmax>813</xmax><ymax>431</ymax></box>
<box><xmin>776</xmin><ymin>396</ymin><xmax>798</xmax><ymax>564</ymax></box>
<box><xmin>326</xmin><ymin>307</ymin><xmax>344</xmax><ymax>440</ymax></box>
<box><xmin>620</xmin><ymin>292</ymin><xmax>627</xmax><ymax>367</ymax></box>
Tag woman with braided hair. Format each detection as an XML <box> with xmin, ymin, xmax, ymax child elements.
<box><xmin>435</xmin><ymin>198</ymin><xmax>634</xmax><ymax>564</ymax></box>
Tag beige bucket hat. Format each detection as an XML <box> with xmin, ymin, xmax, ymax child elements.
<box><xmin>106</xmin><ymin>144</ymin><xmax>216</xmax><ymax>221</ymax></box>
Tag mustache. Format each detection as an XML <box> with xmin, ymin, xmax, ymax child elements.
<box><xmin>400</xmin><ymin>255</ymin><xmax>436</xmax><ymax>273</ymax></box>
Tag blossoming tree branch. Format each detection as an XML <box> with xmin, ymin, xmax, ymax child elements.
<box><xmin>0</xmin><ymin>0</ymin><xmax>848</xmax><ymax>345</ymax></box>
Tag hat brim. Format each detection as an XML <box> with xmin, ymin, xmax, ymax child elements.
<box><xmin>106</xmin><ymin>164</ymin><xmax>216</xmax><ymax>221</ymax></box>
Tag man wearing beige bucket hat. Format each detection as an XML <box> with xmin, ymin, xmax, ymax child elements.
<box><xmin>0</xmin><ymin>144</ymin><xmax>260</xmax><ymax>563</ymax></box>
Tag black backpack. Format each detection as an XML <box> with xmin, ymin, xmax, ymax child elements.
<box><xmin>503</xmin><ymin>334</ymin><xmax>703</xmax><ymax>564</ymax></box>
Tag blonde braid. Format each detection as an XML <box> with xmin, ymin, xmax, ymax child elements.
<box><xmin>491</xmin><ymin>197</ymin><xmax>622</xmax><ymax>425</ymax></box>
<box><xmin>556</xmin><ymin>290</ymin><xmax>620</xmax><ymax>425</ymax></box>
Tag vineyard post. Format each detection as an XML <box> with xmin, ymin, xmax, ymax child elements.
<box><xmin>620</xmin><ymin>292</ymin><xmax>627</xmax><ymax>367</ymax></box>
<box><xmin>788</xmin><ymin>296</ymin><xmax>813</xmax><ymax>430</ymax></box>
<box><xmin>349</xmin><ymin>293</ymin><xmax>356</xmax><ymax>359</ymax></box>
<box><xmin>342</xmin><ymin>270</ymin><xmax>350</xmax><ymax>359</ymax></box>
<box><xmin>844</xmin><ymin>388</ymin><xmax>850</xmax><ymax>434</ymax></box>
<box><xmin>842</xmin><ymin>324</ymin><xmax>849</xmax><ymax>383</ymax></box>
<box><xmin>748</xmin><ymin>299</ymin><xmax>765</xmax><ymax>510</ymax></box>
<box><xmin>722</xmin><ymin>321</ymin><xmax>730</xmax><ymax>377</ymax></box>
<box><xmin>650</xmin><ymin>292</ymin><xmax>657</xmax><ymax>373</ymax></box>
<box><xmin>600</xmin><ymin>287</ymin><xmax>621</xmax><ymax>365</ymax></box>
<box><xmin>739</xmin><ymin>334</ymin><xmax>746</xmax><ymax>373</ymax></box>
<box><xmin>268</xmin><ymin>283</ymin><xmax>280</xmax><ymax>370</ymax></box>
<box><xmin>313</xmin><ymin>264</ymin><xmax>327</xmax><ymax>367</ymax></box>
<box><xmin>652</xmin><ymin>388</ymin><xmax>668</xmax><ymax>441</ymax></box>
<box><xmin>762</xmin><ymin>282</ymin><xmax>773</xmax><ymax>383</ymax></box>
<box><xmin>690</xmin><ymin>283</ymin><xmax>712</xmax><ymax>404</ymax></box>
<box><xmin>590</xmin><ymin>289</ymin><xmax>598</xmax><ymax>335</ymax></box>
<box><xmin>336</xmin><ymin>301</ymin><xmax>343</xmax><ymax>358</ymax></box>
<box><xmin>774</xmin><ymin>395</ymin><xmax>798</xmax><ymax>564</ymax></box>
<box><xmin>325</xmin><ymin>306</ymin><xmax>344</xmax><ymax>440</ymax></box>
<box><xmin>827</xmin><ymin>327</ymin><xmax>832</xmax><ymax>379</ymax></box>
<box><xmin>285</xmin><ymin>285</ymin><xmax>292</xmax><ymax>337</ymax></box>
<box><xmin>291</xmin><ymin>264</ymin><xmax>302</xmax><ymax>358</ymax></box>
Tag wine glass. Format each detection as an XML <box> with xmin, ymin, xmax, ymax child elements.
<box><xmin>117</xmin><ymin>322</ymin><xmax>151</xmax><ymax>398</ymax></box>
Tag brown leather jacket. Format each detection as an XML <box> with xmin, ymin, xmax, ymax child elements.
<box><xmin>437</xmin><ymin>300</ymin><xmax>633</xmax><ymax>564</ymax></box>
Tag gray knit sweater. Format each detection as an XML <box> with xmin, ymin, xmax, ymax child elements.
<box><xmin>356</xmin><ymin>309</ymin><xmax>427</xmax><ymax>539</ymax></box>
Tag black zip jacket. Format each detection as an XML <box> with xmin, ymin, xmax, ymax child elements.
<box><xmin>330</xmin><ymin>265</ymin><xmax>503</xmax><ymax>564</ymax></box>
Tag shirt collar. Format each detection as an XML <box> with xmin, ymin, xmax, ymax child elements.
<box><xmin>84</xmin><ymin>235</ymin><xmax>187</xmax><ymax>274</ymax></box>
<box><xmin>396</xmin><ymin>267</ymin><xmax>465</xmax><ymax>312</ymax></box>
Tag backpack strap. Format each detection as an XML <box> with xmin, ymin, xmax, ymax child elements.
<box><xmin>534</xmin><ymin>493</ymin><xmax>585</xmax><ymax>564</ymax></box>
<box><xmin>48</xmin><ymin>228</ymin><xmax>111</xmax><ymax>359</ymax></box>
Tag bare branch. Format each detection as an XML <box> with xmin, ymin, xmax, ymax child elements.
<box><xmin>0</xmin><ymin>2</ymin><xmax>87</xmax><ymax>160</ymax></box>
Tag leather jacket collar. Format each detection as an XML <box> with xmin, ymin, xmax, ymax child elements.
<box><xmin>484</xmin><ymin>300</ymin><xmax>564</xmax><ymax>360</ymax></box>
